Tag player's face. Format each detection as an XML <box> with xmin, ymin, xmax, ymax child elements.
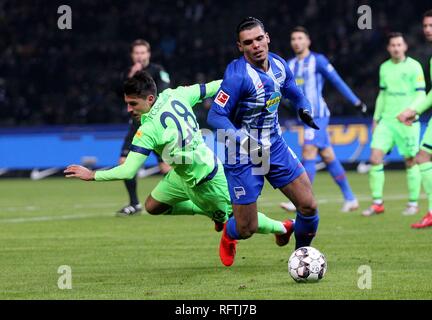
<box><xmin>290</xmin><ymin>32</ymin><xmax>311</xmax><ymax>54</ymax></box>
<box><xmin>423</xmin><ymin>17</ymin><xmax>432</xmax><ymax>42</ymax></box>
<box><xmin>131</xmin><ymin>45</ymin><xmax>151</xmax><ymax>65</ymax></box>
<box><xmin>124</xmin><ymin>94</ymin><xmax>155</xmax><ymax>120</ymax></box>
<box><xmin>237</xmin><ymin>26</ymin><xmax>270</xmax><ymax>65</ymax></box>
<box><xmin>387</xmin><ymin>37</ymin><xmax>407</xmax><ymax>60</ymax></box>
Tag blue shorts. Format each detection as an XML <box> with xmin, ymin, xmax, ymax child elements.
<box><xmin>304</xmin><ymin>117</ymin><xmax>331</xmax><ymax>150</ymax></box>
<box><xmin>224</xmin><ymin>137</ymin><xmax>305</xmax><ymax>205</ymax></box>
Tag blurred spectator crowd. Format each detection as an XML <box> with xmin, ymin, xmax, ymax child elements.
<box><xmin>1</xmin><ymin>0</ymin><xmax>432</xmax><ymax>127</ymax></box>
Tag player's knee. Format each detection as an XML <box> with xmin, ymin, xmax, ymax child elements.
<box><xmin>297</xmin><ymin>198</ymin><xmax>318</xmax><ymax>217</ymax></box>
<box><xmin>405</xmin><ymin>157</ymin><xmax>416</xmax><ymax>168</ymax></box>
<box><xmin>370</xmin><ymin>154</ymin><xmax>383</xmax><ymax>165</ymax></box>
<box><xmin>417</xmin><ymin>151</ymin><xmax>431</xmax><ymax>164</ymax></box>
<box><xmin>321</xmin><ymin>153</ymin><xmax>335</xmax><ymax>164</ymax></box>
<box><xmin>144</xmin><ymin>198</ymin><xmax>163</xmax><ymax>215</ymax></box>
<box><xmin>237</xmin><ymin>222</ymin><xmax>257</xmax><ymax>239</ymax></box>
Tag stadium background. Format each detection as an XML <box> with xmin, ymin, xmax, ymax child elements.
<box><xmin>2</xmin><ymin>0</ymin><xmax>432</xmax><ymax>173</ymax></box>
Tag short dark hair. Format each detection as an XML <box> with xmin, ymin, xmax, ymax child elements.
<box><xmin>291</xmin><ymin>26</ymin><xmax>310</xmax><ymax>37</ymax></box>
<box><xmin>123</xmin><ymin>70</ymin><xmax>157</xmax><ymax>98</ymax></box>
<box><xmin>424</xmin><ymin>9</ymin><xmax>432</xmax><ymax>18</ymax></box>
<box><xmin>130</xmin><ymin>39</ymin><xmax>151</xmax><ymax>52</ymax></box>
<box><xmin>387</xmin><ymin>32</ymin><xmax>404</xmax><ymax>43</ymax></box>
<box><xmin>236</xmin><ymin>17</ymin><xmax>265</xmax><ymax>38</ymax></box>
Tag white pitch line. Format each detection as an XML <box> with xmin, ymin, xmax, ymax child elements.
<box><xmin>0</xmin><ymin>193</ymin><xmax>424</xmax><ymax>223</ymax></box>
<box><xmin>0</xmin><ymin>202</ymin><xmax>120</xmax><ymax>212</ymax></box>
<box><xmin>258</xmin><ymin>193</ymin><xmax>427</xmax><ymax>206</ymax></box>
<box><xmin>0</xmin><ymin>213</ymin><xmax>114</xmax><ymax>224</ymax></box>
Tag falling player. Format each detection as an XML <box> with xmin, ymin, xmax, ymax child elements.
<box><xmin>65</xmin><ymin>71</ymin><xmax>296</xmax><ymax>259</ymax></box>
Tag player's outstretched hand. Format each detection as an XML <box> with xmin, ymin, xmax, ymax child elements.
<box><xmin>298</xmin><ymin>108</ymin><xmax>319</xmax><ymax>130</ymax></box>
<box><xmin>397</xmin><ymin>108</ymin><xmax>417</xmax><ymax>126</ymax></box>
<box><xmin>356</xmin><ymin>101</ymin><xmax>368</xmax><ymax>114</ymax></box>
<box><xmin>64</xmin><ymin>165</ymin><xmax>95</xmax><ymax>181</ymax></box>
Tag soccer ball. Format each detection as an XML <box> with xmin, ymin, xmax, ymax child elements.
<box><xmin>288</xmin><ymin>246</ymin><xmax>327</xmax><ymax>282</ymax></box>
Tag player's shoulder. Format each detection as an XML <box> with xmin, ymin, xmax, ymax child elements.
<box><xmin>406</xmin><ymin>56</ymin><xmax>423</xmax><ymax>68</ymax></box>
<box><xmin>147</xmin><ymin>62</ymin><xmax>165</xmax><ymax>71</ymax></box>
<box><xmin>380</xmin><ymin>59</ymin><xmax>393</xmax><ymax>69</ymax></box>
<box><xmin>268</xmin><ymin>52</ymin><xmax>286</xmax><ymax>64</ymax></box>
<box><xmin>311</xmin><ymin>52</ymin><xmax>329</xmax><ymax>64</ymax></box>
<box><xmin>223</xmin><ymin>57</ymin><xmax>248</xmax><ymax>84</ymax></box>
<box><xmin>226</xmin><ymin>57</ymin><xmax>246</xmax><ymax>73</ymax></box>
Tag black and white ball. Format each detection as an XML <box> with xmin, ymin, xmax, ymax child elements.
<box><xmin>288</xmin><ymin>247</ymin><xmax>327</xmax><ymax>282</ymax></box>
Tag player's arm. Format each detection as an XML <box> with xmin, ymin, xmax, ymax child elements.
<box><xmin>177</xmin><ymin>80</ymin><xmax>223</xmax><ymax>107</ymax></box>
<box><xmin>64</xmin><ymin>151</ymin><xmax>147</xmax><ymax>181</ymax></box>
<box><xmin>411</xmin><ymin>91</ymin><xmax>432</xmax><ymax>115</ymax></box>
<box><xmin>207</xmin><ymin>68</ymin><xmax>242</xmax><ymax>133</ymax></box>
<box><xmin>398</xmin><ymin>62</ymin><xmax>427</xmax><ymax>125</ymax></box>
<box><xmin>316</xmin><ymin>55</ymin><xmax>366</xmax><ymax>112</ymax></box>
<box><xmin>408</xmin><ymin>63</ymin><xmax>428</xmax><ymax>114</ymax></box>
<box><xmin>65</xmin><ymin>124</ymin><xmax>156</xmax><ymax>181</ymax></box>
<box><xmin>280</xmin><ymin>61</ymin><xmax>319</xmax><ymax>129</ymax></box>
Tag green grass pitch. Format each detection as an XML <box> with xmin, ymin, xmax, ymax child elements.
<box><xmin>0</xmin><ymin>171</ymin><xmax>431</xmax><ymax>299</ymax></box>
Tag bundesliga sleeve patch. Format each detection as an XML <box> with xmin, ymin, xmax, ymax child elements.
<box><xmin>215</xmin><ymin>90</ymin><xmax>230</xmax><ymax>108</ymax></box>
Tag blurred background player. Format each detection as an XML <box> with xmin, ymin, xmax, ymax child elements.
<box><xmin>363</xmin><ymin>32</ymin><xmax>426</xmax><ymax>217</ymax></box>
<box><xmin>398</xmin><ymin>10</ymin><xmax>432</xmax><ymax>228</ymax></box>
<box><xmin>280</xmin><ymin>26</ymin><xmax>367</xmax><ymax>213</ymax></box>
<box><xmin>117</xmin><ymin>39</ymin><xmax>172</xmax><ymax>216</ymax></box>
<box><xmin>207</xmin><ymin>17</ymin><xmax>320</xmax><ymax>267</ymax></box>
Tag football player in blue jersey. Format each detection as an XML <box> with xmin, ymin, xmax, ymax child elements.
<box><xmin>207</xmin><ymin>17</ymin><xmax>320</xmax><ymax>267</ymax></box>
<box><xmin>281</xmin><ymin>26</ymin><xmax>367</xmax><ymax>213</ymax></box>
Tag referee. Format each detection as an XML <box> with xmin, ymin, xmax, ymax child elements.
<box><xmin>117</xmin><ymin>39</ymin><xmax>171</xmax><ymax>216</ymax></box>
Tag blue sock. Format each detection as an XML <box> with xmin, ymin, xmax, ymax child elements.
<box><xmin>303</xmin><ymin>159</ymin><xmax>317</xmax><ymax>183</ymax></box>
<box><xmin>294</xmin><ymin>211</ymin><xmax>319</xmax><ymax>249</ymax></box>
<box><xmin>327</xmin><ymin>159</ymin><xmax>355</xmax><ymax>201</ymax></box>
<box><xmin>226</xmin><ymin>216</ymin><xmax>240</xmax><ymax>240</ymax></box>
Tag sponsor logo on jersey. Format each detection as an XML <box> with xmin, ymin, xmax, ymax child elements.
<box><xmin>234</xmin><ymin>186</ymin><xmax>246</xmax><ymax>199</ymax></box>
<box><xmin>295</xmin><ymin>77</ymin><xmax>304</xmax><ymax>86</ymax></box>
<box><xmin>215</xmin><ymin>90</ymin><xmax>230</xmax><ymax>108</ymax></box>
<box><xmin>266</xmin><ymin>92</ymin><xmax>281</xmax><ymax>113</ymax></box>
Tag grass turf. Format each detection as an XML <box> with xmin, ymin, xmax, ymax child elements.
<box><xmin>0</xmin><ymin>171</ymin><xmax>431</xmax><ymax>299</ymax></box>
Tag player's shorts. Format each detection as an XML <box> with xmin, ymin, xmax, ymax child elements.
<box><xmin>224</xmin><ymin>136</ymin><xmax>305</xmax><ymax>205</ymax></box>
<box><xmin>371</xmin><ymin>118</ymin><xmax>420</xmax><ymax>158</ymax></box>
<box><xmin>303</xmin><ymin>117</ymin><xmax>331</xmax><ymax>149</ymax></box>
<box><xmin>151</xmin><ymin>158</ymin><xmax>231</xmax><ymax>221</ymax></box>
<box><xmin>420</xmin><ymin>117</ymin><xmax>432</xmax><ymax>154</ymax></box>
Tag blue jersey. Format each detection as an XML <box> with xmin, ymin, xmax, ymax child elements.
<box><xmin>208</xmin><ymin>52</ymin><xmax>311</xmax><ymax>146</ymax></box>
<box><xmin>287</xmin><ymin>52</ymin><xmax>360</xmax><ymax>119</ymax></box>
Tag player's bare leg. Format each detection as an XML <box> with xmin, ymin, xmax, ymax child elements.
<box><xmin>280</xmin><ymin>144</ymin><xmax>317</xmax><ymax>212</ymax></box>
<box><xmin>144</xmin><ymin>195</ymin><xmax>172</xmax><ymax>215</ymax></box>
<box><xmin>363</xmin><ymin>148</ymin><xmax>385</xmax><ymax>216</ymax></box>
<box><xmin>412</xmin><ymin>150</ymin><xmax>432</xmax><ymax>228</ymax></box>
<box><xmin>279</xmin><ymin>172</ymin><xmax>319</xmax><ymax>249</ymax></box>
<box><xmin>320</xmin><ymin>146</ymin><xmax>358</xmax><ymax>212</ymax></box>
<box><xmin>403</xmin><ymin>157</ymin><xmax>420</xmax><ymax>216</ymax></box>
<box><xmin>145</xmin><ymin>194</ymin><xmax>226</xmax><ymax>231</ymax></box>
<box><xmin>220</xmin><ymin>201</ymin><xmax>296</xmax><ymax>266</ymax></box>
